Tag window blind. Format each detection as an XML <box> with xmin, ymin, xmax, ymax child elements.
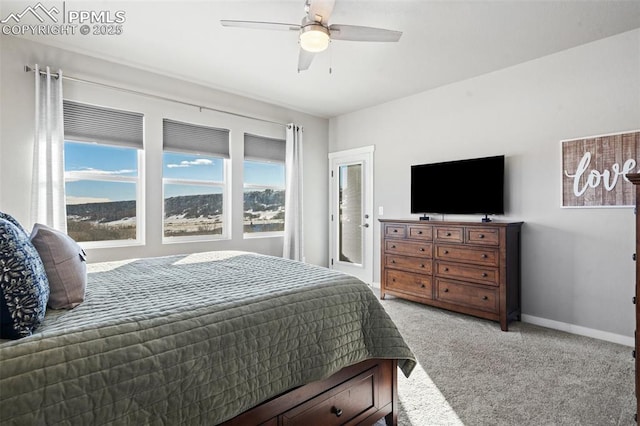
<box><xmin>244</xmin><ymin>133</ymin><xmax>285</xmax><ymax>163</ymax></box>
<box><xmin>163</xmin><ymin>119</ymin><xmax>230</xmax><ymax>158</ymax></box>
<box><xmin>63</xmin><ymin>100</ymin><xmax>144</xmax><ymax>148</ymax></box>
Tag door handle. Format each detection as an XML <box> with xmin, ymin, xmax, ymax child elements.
<box><xmin>360</xmin><ymin>223</ymin><xmax>370</xmax><ymax>228</ymax></box>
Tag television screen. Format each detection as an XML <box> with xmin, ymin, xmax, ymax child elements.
<box><xmin>411</xmin><ymin>155</ymin><xmax>504</xmax><ymax>215</ymax></box>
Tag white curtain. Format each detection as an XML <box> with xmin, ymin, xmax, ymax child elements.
<box><xmin>283</xmin><ymin>124</ymin><xmax>303</xmax><ymax>261</ymax></box>
<box><xmin>31</xmin><ymin>65</ymin><xmax>66</xmax><ymax>232</ymax></box>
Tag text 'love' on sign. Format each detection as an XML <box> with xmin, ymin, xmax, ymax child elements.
<box><xmin>562</xmin><ymin>131</ymin><xmax>639</xmax><ymax>207</ymax></box>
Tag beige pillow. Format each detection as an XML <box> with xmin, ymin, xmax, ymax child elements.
<box><xmin>30</xmin><ymin>223</ymin><xmax>87</xmax><ymax>309</ymax></box>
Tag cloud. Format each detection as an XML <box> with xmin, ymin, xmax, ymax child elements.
<box><xmin>70</xmin><ymin>167</ymin><xmax>136</xmax><ymax>175</ymax></box>
<box><xmin>65</xmin><ymin>168</ymin><xmax>136</xmax><ymax>182</ymax></box>
<box><xmin>167</xmin><ymin>159</ymin><xmax>213</xmax><ymax>168</ymax></box>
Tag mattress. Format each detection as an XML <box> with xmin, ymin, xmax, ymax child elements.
<box><xmin>0</xmin><ymin>251</ymin><xmax>415</xmax><ymax>425</ymax></box>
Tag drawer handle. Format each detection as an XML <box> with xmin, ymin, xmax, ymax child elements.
<box><xmin>443</xmin><ymin>288</ymin><xmax>449</xmax><ymax>293</ymax></box>
<box><xmin>479</xmin><ymin>234</ymin><xmax>485</xmax><ymax>238</ymax></box>
<box><xmin>421</xmin><ymin>284</ymin><xmax>426</xmax><ymax>288</ymax></box>
<box><xmin>444</xmin><ymin>267</ymin><xmax>449</xmax><ymax>272</ymax></box>
<box><xmin>444</xmin><ymin>250</ymin><xmax>449</xmax><ymax>254</ymax></box>
<box><xmin>391</xmin><ymin>260</ymin><xmax>396</xmax><ymax>263</ymax></box>
<box><xmin>446</xmin><ymin>232</ymin><xmax>451</xmax><ymax>236</ymax></box>
<box><xmin>418</xmin><ymin>230</ymin><xmax>423</xmax><ymax>235</ymax></box>
<box><xmin>419</xmin><ymin>248</ymin><xmax>425</xmax><ymax>252</ymax></box>
<box><xmin>393</xmin><ymin>229</ymin><xmax>398</xmax><ymax>233</ymax></box>
<box><xmin>392</xmin><ymin>278</ymin><xmax>396</xmax><ymax>282</ymax></box>
<box><xmin>331</xmin><ymin>406</ymin><xmax>343</xmax><ymax>417</ymax></box>
<box><xmin>481</xmin><ymin>254</ymin><xmax>488</xmax><ymax>258</ymax></box>
<box><xmin>391</xmin><ymin>245</ymin><xmax>396</xmax><ymax>248</ymax></box>
<box><xmin>482</xmin><ymin>273</ymin><xmax>488</xmax><ymax>277</ymax></box>
<box><xmin>482</xmin><ymin>296</ymin><xmax>489</xmax><ymax>300</ymax></box>
<box><xmin>420</xmin><ymin>264</ymin><xmax>425</xmax><ymax>268</ymax></box>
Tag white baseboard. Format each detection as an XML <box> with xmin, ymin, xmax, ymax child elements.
<box><xmin>521</xmin><ymin>314</ymin><xmax>634</xmax><ymax>347</ymax></box>
<box><xmin>373</xmin><ymin>280</ymin><xmax>634</xmax><ymax>347</ymax></box>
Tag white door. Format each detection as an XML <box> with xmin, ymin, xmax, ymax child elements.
<box><xmin>328</xmin><ymin>146</ymin><xmax>374</xmax><ymax>284</ymax></box>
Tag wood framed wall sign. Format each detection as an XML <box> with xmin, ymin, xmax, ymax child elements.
<box><xmin>561</xmin><ymin>130</ymin><xmax>640</xmax><ymax>208</ymax></box>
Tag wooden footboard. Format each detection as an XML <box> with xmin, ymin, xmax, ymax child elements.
<box><xmin>221</xmin><ymin>358</ymin><xmax>398</xmax><ymax>426</ymax></box>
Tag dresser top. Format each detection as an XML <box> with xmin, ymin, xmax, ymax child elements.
<box><xmin>378</xmin><ymin>218</ymin><xmax>524</xmax><ymax>227</ymax></box>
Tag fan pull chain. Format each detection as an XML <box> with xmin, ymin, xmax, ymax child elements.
<box><xmin>329</xmin><ymin>41</ymin><xmax>333</xmax><ymax>74</ymax></box>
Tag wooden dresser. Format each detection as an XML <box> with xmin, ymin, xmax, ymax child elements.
<box><xmin>380</xmin><ymin>219</ymin><xmax>523</xmax><ymax>331</ymax></box>
<box><xmin>628</xmin><ymin>173</ymin><xmax>640</xmax><ymax>421</ymax></box>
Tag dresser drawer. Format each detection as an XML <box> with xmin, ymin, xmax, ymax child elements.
<box><xmin>385</xmin><ymin>255</ymin><xmax>432</xmax><ymax>274</ymax></box>
<box><xmin>434</xmin><ymin>226</ymin><xmax>464</xmax><ymax>243</ymax></box>
<box><xmin>435</xmin><ymin>279</ymin><xmax>498</xmax><ymax>313</ymax></box>
<box><xmin>408</xmin><ymin>225</ymin><xmax>433</xmax><ymax>240</ymax></box>
<box><xmin>466</xmin><ymin>228</ymin><xmax>500</xmax><ymax>246</ymax></box>
<box><xmin>385</xmin><ymin>240</ymin><xmax>432</xmax><ymax>258</ymax></box>
<box><xmin>436</xmin><ymin>261</ymin><xmax>498</xmax><ymax>286</ymax></box>
<box><xmin>385</xmin><ymin>270</ymin><xmax>432</xmax><ymax>298</ymax></box>
<box><xmin>384</xmin><ymin>224</ymin><xmax>406</xmax><ymax>238</ymax></box>
<box><xmin>281</xmin><ymin>366</ymin><xmax>380</xmax><ymax>425</ymax></box>
<box><xmin>435</xmin><ymin>245</ymin><xmax>498</xmax><ymax>267</ymax></box>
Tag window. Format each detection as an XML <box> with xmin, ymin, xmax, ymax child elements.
<box><xmin>63</xmin><ymin>101</ymin><xmax>144</xmax><ymax>245</ymax></box>
<box><xmin>244</xmin><ymin>134</ymin><xmax>286</xmax><ymax>235</ymax></box>
<box><xmin>162</xmin><ymin>119</ymin><xmax>230</xmax><ymax>240</ymax></box>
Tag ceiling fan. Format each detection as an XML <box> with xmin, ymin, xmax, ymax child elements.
<box><xmin>220</xmin><ymin>0</ymin><xmax>403</xmax><ymax>72</ymax></box>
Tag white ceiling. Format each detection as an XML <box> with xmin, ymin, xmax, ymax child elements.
<box><xmin>3</xmin><ymin>0</ymin><xmax>640</xmax><ymax>118</ymax></box>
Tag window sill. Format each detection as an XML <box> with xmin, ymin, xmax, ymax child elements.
<box><xmin>243</xmin><ymin>232</ymin><xmax>284</xmax><ymax>239</ymax></box>
<box><xmin>78</xmin><ymin>239</ymin><xmax>145</xmax><ymax>250</ymax></box>
<box><xmin>162</xmin><ymin>235</ymin><xmax>230</xmax><ymax>245</ymax></box>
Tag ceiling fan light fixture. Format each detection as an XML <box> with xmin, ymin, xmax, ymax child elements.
<box><xmin>299</xmin><ymin>24</ymin><xmax>330</xmax><ymax>52</ymax></box>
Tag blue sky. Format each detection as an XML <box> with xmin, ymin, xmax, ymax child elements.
<box><xmin>64</xmin><ymin>142</ymin><xmax>285</xmax><ymax>204</ymax></box>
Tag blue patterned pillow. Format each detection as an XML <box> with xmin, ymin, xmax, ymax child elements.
<box><xmin>0</xmin><ymin>211</ymin><xmax>28</xmax><ymax>236</ymax></box>
<box><xmin>0</xmin><ymin>218</ymin><xmax>50</xmax><ymax>339</ymax></box>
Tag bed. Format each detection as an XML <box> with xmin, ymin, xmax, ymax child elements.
<box><xmin>0</xmin><ymin>250</ymin><xmax>416</xmax><ymax>425</ymax></box>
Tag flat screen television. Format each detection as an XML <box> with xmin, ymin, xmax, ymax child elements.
<box><xmin>411</xmin><ymin>155</ymin><xmax>505</xmax><ymax>217</ymax></box>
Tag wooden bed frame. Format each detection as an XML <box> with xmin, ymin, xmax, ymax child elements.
<box><xmin>222</xmin><ymin>358</ymin><xmax>398</xmax><ymax>425</ymax></box>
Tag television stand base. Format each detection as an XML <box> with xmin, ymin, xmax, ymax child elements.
<box><xmin>419</xmin><ymin>215</ymin><xmax>430</xmax><ymax>221</ymax></box>
<box><xmin>482</xmin><ymin>215</ymin><xmax>492</xmax><ymax>223</ymax></box>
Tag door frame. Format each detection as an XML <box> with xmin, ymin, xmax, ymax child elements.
<box><xmin>328</xmin><ymin>145</ymin><xmax>374</xmax><ymax>284</ymax></box>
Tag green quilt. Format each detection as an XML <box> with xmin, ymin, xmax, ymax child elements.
<box><xmin>0</xmin><ymin>251</ymin><xmax>415</xmax><ymax>425</ymax></box>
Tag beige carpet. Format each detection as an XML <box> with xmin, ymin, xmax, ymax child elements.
<box><xmin>377</xmin><ymin>296</ymin><xmax>635</xmax><ymax>426</ymax></box>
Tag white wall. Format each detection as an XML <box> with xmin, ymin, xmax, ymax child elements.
<box><xmin>329</xmin><ymin>29</ymin><xmax>640</xmax><ymax>340</ymax></box>
<box><xmin>0</xmin><ymin>37</ymin><xmax>329</xmax><ymax>266</ymax></box>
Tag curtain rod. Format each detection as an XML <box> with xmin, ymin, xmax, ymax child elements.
<box><xmin>24</xmin><ymin>65</ymin><xmax>287</xmax><ymax>127</ymax></box>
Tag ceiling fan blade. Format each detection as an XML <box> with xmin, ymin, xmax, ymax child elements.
<box><xmin>220</xmin><ymin>20</ymin><xmax>300</xmax><ymax>31</ymax></box>
<box><xmin>298</xmin><ymin>48</ymin><xmax>316</xmax><ymax>72</ymax></box>
<box><xmin>329</xmin><ymin>24</ymin><xmax>402</xmax><ymax>42</ymax></box>
<box><xmin>307</xmin><ymin>0</ymin><xmax>335</xmax><ymax>24</ymax></box>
